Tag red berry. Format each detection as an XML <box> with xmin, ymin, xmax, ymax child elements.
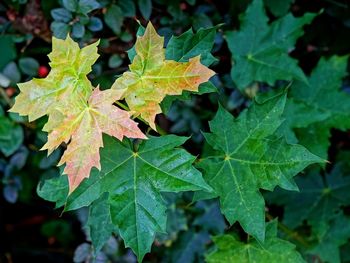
<box><xmin>6</xmin><ymin>87</ymin><xmax>16</xmax><ymax>97</ymax></box>
<box><xmin>38</xmin><ymin>66</ymin><xmax>49</xmax><ymax>78</ymax></box>
<box><xmin>180</xmin><ymin>3</ymin><xmax>187</xmax><ymax>10</ymax></box>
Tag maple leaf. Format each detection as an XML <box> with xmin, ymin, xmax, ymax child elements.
<box><xmin>10</xmin><ymin>35</ymin><xmax>99</xmax><ymax>122</ymax></box>
<box><xmin>309</xmin><ymin>212</ymin><xmax>350</xmax><ymax>263</ymax></box>
<box><xmin>194</xmin><ymin>92</ymin><xmax>323</xmax><ymax>241</ymax></box>
<box><xmin>284</xmin><ymin>56</ymin><xmax>350</xmax><ymax>159</ymax></box>
<box><xmin>41</xmin><ymin>87</ymin><xmax>146</xmax><ymax>193</ymax></box>
<box><xmin>225</xmin><ymin>0</ymin><xmax>316</xmax><ymax>90</ymax></box>
<box><xmin>38</xmin><ymin>135</ymin><xmax>212</xmax><ymax>260</ymax></box>
<box><xmin>267</xmin><ymin>164</ymin><xmax>350</xmax><ymax>230</ymax></box>
<box><xmin>112</xmin><ymin>22</ymin><xmax>215</xmax><ymax>129</ymax></box>
<box><xmin>206</xmin><ymin>220</ymin><xmax>306</xmax><ymax>263</ymax></box>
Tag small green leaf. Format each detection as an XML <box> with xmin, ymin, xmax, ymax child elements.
<box><xmin>108</xmin><ymin>54</ymin><xmax>123</xmax><ymax>68</ymax></box>
<box><xmin>18</xmin><ymin>57</ymin><xmax>39</xmax><ymax>76</ymax></box>
<box><xmin>51</xmin><ymin>8</ymin><xmax>72</xmax><ymax>22</ymax></box>
<box><xmin>104</xmin><ymin>4</ymin><xmax>124</xmax><ymax>34</ymax></box>
<box><xmin>51</xmin><ymin>21</ymin><xmax>70</xmax><ymax>39</ymax></box>
<box><xmin>118</xmin><ymin>0</ymin><xmax>136</xmax><ymax>17</ymax></box>
<box><xmin>0</xmin><ymin>116</ymin><xmax>24</xmax><ymax>157</ymax></box>
<box><xmin>78</xmin><ymin>0</ymin><xmax>100</xmax><ymax>14</ymax></box>
<box><xmin>87</xmin><ymin>17</ymin><xmax>103</xmax><ymax>32</ymax></box>
<box><xmin>62</xmin><ymin>0</ymin><xmax>78</xmax><ymax>12</ymax></box>
<box><xmin>138</xmin><ymin>0</ymin><xmax>152</xmax><ymax>20</ymax></box>
<box><xmin>72</xmin><ymin>23</ymin><xmax>85</xmax><ymax>38</ymax></box>
<box><xmin>3</xmin><ymin>62</ymin><xmax>21</xmax><ymax>84</ymax></box>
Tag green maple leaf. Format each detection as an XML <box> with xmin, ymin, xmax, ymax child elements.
<box><xmin>206</xmin><ymin>220</ymin><xmax>306</xmax><ymax>263</ymax></box>
<box><xmin>309</xmin><ymin>212</ymin><xmax>350</xmax><ymax>263</ymax></box>
<box><xmin>285</xmin><ymin>56</ymin><xmax>350</xmax><ymax>159</ymax></box>
<box><xmin>38</xmin><ymin>135</ymin><xmax>211</xmax><ymax>261</ymax></box>
<box><xmin>194</xmin><ymin>92</ymin><xmax>322</xmax><ymax>241</ymax></box>
<box><xmin>225</xmin><ymin>0</ymin><xmax>316</xmax><ymax>90</ymax></box>
<box><xmin>86</xmin><ymin>193</ymin><xmax>117</xmax><ymax>252</ymax></box>
<box><xmin>267</xmin><ymin>164</ymin><xmax>350</xmax><ymax>230</ymax></box>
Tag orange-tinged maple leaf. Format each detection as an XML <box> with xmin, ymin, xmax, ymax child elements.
<box><xmin>42</xmin><ymin>87</ymin><xmax>146</xmax><ymax>193</ymax></box>
<box><xmin>112</xmin><ymin>22</ymin><xmax>215</xmax><ymax>129</ymax></box>
<box><xmin>9</xmin><ymin>35</ymin><xmax>99</xmax><ymax>122</ymax></box>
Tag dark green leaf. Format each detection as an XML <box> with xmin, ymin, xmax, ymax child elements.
<box><xmin>194</xmin><ymin>92</ymin><xmax>322</xmax><ymax>241</ymax></box>
<box><xmin>72</xmin><ymin>23</ymin><xmax>85</xmax><ymax>38</ymax></box>
<box><xmin>118</xmin><ymin>0</ymin><xmax>136</xmax><ymax>17</ymax></box>
<box><xmin>87</xmin><ymin>17</ymin><xmax>103</xmax><ymax>32</ymax></box>
<box><xmin>108</xmin><ymin>54</ymin><xmax>123</xmax><ymax>68</ymax></box>
<box><xmin>86</xmin><ymin>193</ymin><xmax>116</xmax><ymax>252</ymax></box>
<box><xmin>0</xmin><ymin>116</ymin><xmax>23</xmax><ymax>157</ymax></box>
<box><xmin>62</xmin><ymin>0</ymin><xmax>78</xmax><ymax>12</ymax></box>
<box><xmin>41</xmin><ymin>135</ymin><xmax>211</xmax><ymax>261</ymax></box>
<box><xmin>51</xmin><ymin>21</ymin><xmax>70</xmax><ymax>39</ymax></box>
<box><xmin>138</xmin><ymin>0</ymin><xmax>152</xmax><ymax>20</ymax></box>
<box><xmin>225</xmin><ymin>0</ymin><xmax>316</xmax><ymax>90</ymax></box>
<box><xmin>0</xmin><ymin>36</ymin><xmax>17</xmax><ymax>70</ymax></box>
<box><xmin>206</xmin><ymin>220</ymin><xmax>306</xmax><ymax>263</ymax></box>
<box><xmin>51</xmin><ymin>8</ymin><xmax>72</xmax><ymax>22</ymax></box>
<box><xmin>264</xmin><ymin>0</ymin><xmax>294</xmax><ymax>17</ymax></box>
<box><xmin>104</xmin><ymin>4</ymin><xmax>124</xmax><ymax>35</ymax></box>
<box><xmin>78</xmin><ymin>0</ymin><xmax>100</xmax><ymax>14</ymax></box>
<box><xmin>18</xmin><ymin>57</ymin><xmax>39</xmax><ymax>76</ymax></box>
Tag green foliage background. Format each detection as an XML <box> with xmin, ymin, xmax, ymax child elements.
<box><xmin>1</xmin><ymin>0</ymin><xmax>350</xmax><ymax>262</ymax></box>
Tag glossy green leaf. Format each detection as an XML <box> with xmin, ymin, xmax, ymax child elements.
<box><xmin>225</xmin><ymin>0</ymin><xmax>316</xmax><ymax>90</ymax></box>
<box><xmin>40</xmin><ymin>135</ymin><xmax>211</xmax><ymax>261</ymax></box>
<box><xmin>194</xmin><ymin>92</ymin><xmax>322</xmax><ymax>241</ymax></box>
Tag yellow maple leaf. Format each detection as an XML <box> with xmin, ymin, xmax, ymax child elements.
<box><xmin>42</xmin><ymin>87</ymin><xmax>146</xmax><ymax>193</ymax></box>
<box><xmin>10</xmin><ymin>35</ymin><xmax>99</xmax><ymax>122</ymax></box>
<box><xmin>112</xmin><ymin>22</ymin><xmax>215</xmax><ymax>129</ymax></box>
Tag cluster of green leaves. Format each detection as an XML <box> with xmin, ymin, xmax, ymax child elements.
<box><xmin>2</xmin><ymin>0</ymin><xmax>350</xmax><ymax>262</ymax></box>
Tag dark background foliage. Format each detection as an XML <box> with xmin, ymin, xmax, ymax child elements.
<box><xmin>0</xmin><ymin>0</ymin><xmax>350</xmax><ymax>262</ymax></box>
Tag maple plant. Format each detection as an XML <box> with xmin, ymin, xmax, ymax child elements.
<box><xmin>3</xmin><ymin>0</ymin><xmax>350</xmax><ymax>262</ymax></box>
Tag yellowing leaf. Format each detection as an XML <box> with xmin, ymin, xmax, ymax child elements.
<box><xmin>112</xmin><ymin>22</ymin><xmax>215</xmax><ymax>129</ymax></box>
<box><xmin>10</xmin><ymin>35</ymin><xmax>99</xmax><ymax>122</ymax></box>
<box><xmin>42</xmin><ymin>87</ymin><xmax>146</xmax><ymax>193</ymax></box>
